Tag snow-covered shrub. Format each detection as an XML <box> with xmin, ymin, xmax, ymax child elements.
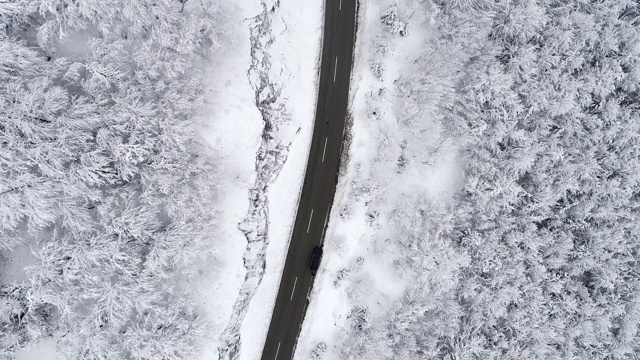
<box><xmin>380</xmin><ymin>6</ymin><xmax>407</xmax><ymax>36</ymax></box>
<box><xmin>309</xmin><ymin>341</ymin><xmax>327</xmax><ymax>360</ymax></box>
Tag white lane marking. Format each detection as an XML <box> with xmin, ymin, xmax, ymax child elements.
<box><xmin>320</xmin><ymin>210</ymin><xmax>329</xmax><ymax>245</ymax></box>
<box><xmin>322</xmin><ymin>137</ymin><xmax>328</xmax><ymax>162</ymax></box>
<box><xmin>290</xmin><ymin>277</ymin><xmax>298</xmax><ymax>300</ymax></box>
<box><xmin>307</xmin><ymin>209</ymin><xmax>314</xmax><ymax>233</ymax></box>
<box><xmin>306</xmin><ymin>287</ymin><xmax>311</xmax><ymax>300</ymax></box>
<box><xmin>339</xmin><ymin>0</ymin><xmax>342</xmax><ymax>10</ymax></box>
<box><xmin>333</xmin><ymin>56</ymin><xmax>338</xmax><ymax>82</ymax></box>
<box><xmin>275</xmin><ymin>342</ymin><xmax>281</xmax><ymax>360</ymax></box>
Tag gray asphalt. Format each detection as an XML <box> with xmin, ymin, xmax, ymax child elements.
<box><xmin>260</xmin><ymin>0</ymin><xmax>357</xmax><ymax>359</ymax></box>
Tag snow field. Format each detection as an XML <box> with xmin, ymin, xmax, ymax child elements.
<box><xmin>187</xmin><ymin>0</ymin><xmax>324</xmax><ymax>358</ymax></box>
<box><xmin>194</xmin><ymin>2</ymin><xmax>264</xmax><ymax>359</ymax></box>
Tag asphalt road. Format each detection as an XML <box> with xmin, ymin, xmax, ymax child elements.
<box><xmin>260</xmin><ymin>0</ymin><xmax>357</xmax><ymax>359</ymax></box>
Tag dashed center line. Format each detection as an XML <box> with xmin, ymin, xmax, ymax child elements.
<box><xmin>322</xmin><ymin>137</ymin><xmax>328</xmax><ymax>162</ymax></box>
<box><xmin>274</xmin><ymin>342</ymin><xmax>281</xmax><ymax>360</ymax></box>
<box><xmin>333</xmin><ymin>56</ymin><xmax>338</xmax><ymax>82</ymax></box>
<box><xmin>290</xmin><ymin>277</ymin><xmax>298</xmax><ymax>300</ymax></box>
<box><xmin>307</xmin><ymin>209</ymin><xmax>314</xmax><ymax>233</ymax></box>
<box><xmin>339</xmin><ymin>0</ymin><xmax>342</xmax><ymax>10</ymax></box>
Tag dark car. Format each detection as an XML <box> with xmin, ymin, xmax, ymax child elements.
<box><xmin>310</xmin><ymin>246</ymin><xmax>323</xmax><ymax>275</ymax></box>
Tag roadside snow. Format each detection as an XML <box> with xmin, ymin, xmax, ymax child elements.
<box><xmin>201</xmin><ymin>0</ymin><xmax>324</xmax><ymax>359</ymax></box>
<box><xmin>237</xmin><ymin>0</ymin><xmax>324</xmax><ymax>359</ymax></box>
<box><xmin>296</xmin><ymin>1</ymin><xmax>462</xmax><ymax>359</ymax></box>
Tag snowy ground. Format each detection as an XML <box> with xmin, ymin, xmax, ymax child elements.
<box><xmin>295</xmin><ymin>1</ymin><xmax>462</xmax><ymax>359</ymax></box>
<box><xmin>13</xmin><ymin>338</ymin><xmax>58</xmax><ymax>360</ymax></box>
<box><xmin>192</xmin><ymin>1</ymin><xmax>263</xmax><ymax>358</ymax></box>
<box><xmin>194</xmin><ymin>0</ymin><xmax>324</xmax><ymax>359</ymax></box>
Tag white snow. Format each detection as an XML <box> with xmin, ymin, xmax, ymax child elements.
<box><xmin>194</xmin><ymin>3</ymin><xmax>263</xmax><ymax>359</ymax></box>
<box><xmin>0</xmin><ymin>245</ymin><xmax>36</xmax><ymax>284</ymax></box>
<box><xmin>295</xmin><ymin>1</ymin><xmax>462</xmax><ymax>358</ymax></box>
<box><xmin>14</xmin><ymin>337</ymin><xmax>58</xmax><ymax>360</ymax></box>
<box><xmin>195</xmin><ymin>0</ymin><xmax>324</xmax><ymax>359</ymax></box>
<box><xmin>238</xmin><ymin>1</ymin><xmax>324</xmax><ymax>359</ymax></box>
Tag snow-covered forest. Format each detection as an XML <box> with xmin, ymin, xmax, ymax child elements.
<box><xmin>0</xmin><ymin>1</ymin><xmax>232</xmax><ymax>358</ymax></box>
<box><xmin>3</xmin><ymin>0</ymin><xmax>640</xmax><ymax>359</ymax></box>
<box><xmin>303</xmin><ymin>0</ymin><xmax>640</xmax><ymax>359</ymax></box>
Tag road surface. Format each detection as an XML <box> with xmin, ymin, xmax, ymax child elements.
<box><xmin>260</xmin><ymin>0</ymin><xmax>357</xmax><ymax>359</ymax></box>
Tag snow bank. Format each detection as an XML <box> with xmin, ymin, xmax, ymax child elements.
<box><xmin>237</xmin><ymin>0</ymin><xmax>324</xmax><ymax>359</ymax></box>
<box><xmin>197</xmin><ymin>0</ymin><xmax>324</xmax><ymax>359</ymax></box>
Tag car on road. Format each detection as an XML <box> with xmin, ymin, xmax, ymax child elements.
<box><xmin>310</xmin><ymin>246</ymin><xmax>323</xmax><ymax>275</ymax></box>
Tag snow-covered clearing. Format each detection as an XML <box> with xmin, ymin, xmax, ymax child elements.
<box><xmin>296</xmin><ymin>1</ymin><xmax>462</xmax><ymax>358</ymax></box>
<box><xmin>14</xmin><ymin>337</ymin><xmax>58</xmax><ymax>360</ymax></box>
<box><xmin>195</xmin><ymin>1</ymin><xmax>323</xmax><ymax>359</ymax></box>
<box><xmin>193</xmin><ymin>2</ymin><xmax>262</xmax><ymax>359</ymax></box>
